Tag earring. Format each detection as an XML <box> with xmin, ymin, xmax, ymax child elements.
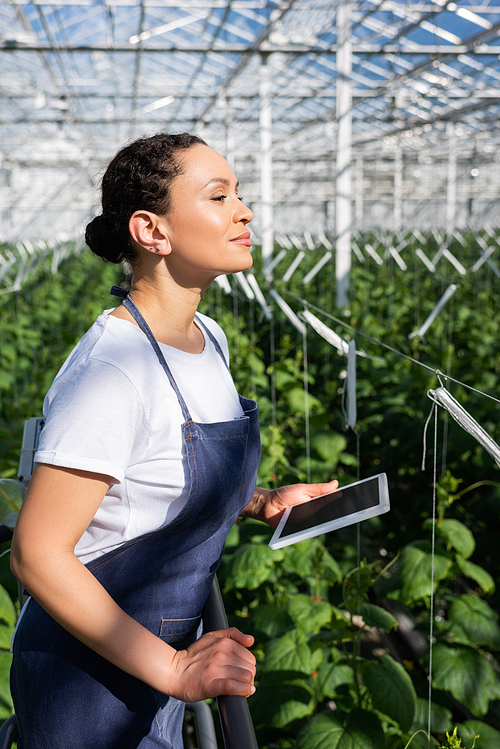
<box><xmin>150</xmin><ymin>246</ymin><xmax>160</xmax><ymax>252</ymax></box>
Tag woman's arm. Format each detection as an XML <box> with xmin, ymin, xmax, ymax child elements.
<box><xmin>241</xmin><ymin>480</ymin><xmax>339</xmax><ymax>529</ymax></box>
<box><xmin>11</xmin><ymin>464</ymin><xmax>255</xmax><ymax>701</ymax></box>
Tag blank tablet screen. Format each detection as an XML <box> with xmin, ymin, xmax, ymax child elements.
<box><xmin>280</xmin><ymin>475</ymin><xmax>380</xmax><ymax>538</ymax></box>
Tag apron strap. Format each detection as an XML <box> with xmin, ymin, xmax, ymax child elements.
<box><xmin>109</xmin><ymin>286</ymin><xmax>231</xmax><ymax>418</ymax></box>
<box><xmin>110</xmin><ymin>286</ymin><xmax>192</xmax><ymax>423</ymax></box>
<box><xmin>194</xmin><ymin>317</ymin><xmax>230</xmax><ymax>373</ymax></box>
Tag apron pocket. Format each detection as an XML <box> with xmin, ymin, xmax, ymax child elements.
<box><xmin>159</xmin><ymin>616</ymin><xmax>201</xmax><ymax>650</ymax></box>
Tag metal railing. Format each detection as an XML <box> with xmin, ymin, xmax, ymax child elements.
<box><xmin>202</xmin><ymin>577</ymin><xmax>259</xmax><ymax>749</ymax></box>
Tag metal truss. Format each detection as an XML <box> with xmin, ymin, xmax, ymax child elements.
<box><xmin>1</xmin><ymin>0</ymin><xmax>500</xmax><ymax>243</ymax></box>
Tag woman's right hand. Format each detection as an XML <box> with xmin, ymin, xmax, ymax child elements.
<box><xmin>168</xmin><ymin>628</ymin><xmax>256</xmax><ymax>701</ymax></box>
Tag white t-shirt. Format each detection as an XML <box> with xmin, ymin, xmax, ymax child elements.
<box><xmin>35</xmin><ymin>310</ymin><xmax>244</xmax><ymax>564</ymax></box>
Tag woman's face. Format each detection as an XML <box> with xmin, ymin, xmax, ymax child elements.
<box><xmin>160</xmin><ymin>144</ymin><xmax>254</xmax><ymax>281</ymax></box>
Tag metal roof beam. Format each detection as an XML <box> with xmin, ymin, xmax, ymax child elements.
<box><xmin>3</xmin><ymin>42</ymin><xmax>500</xmax><ymax>54</ymax></box>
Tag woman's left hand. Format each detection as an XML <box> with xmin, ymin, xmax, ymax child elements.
<box><xmin>242</xmin><ymin>479</ymin><xmax>339</xmax><ymax>529</ymax></box>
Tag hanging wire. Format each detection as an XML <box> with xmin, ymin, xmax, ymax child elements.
<box><xmin>281</xmin><ymin>290</ymin><xmax>500</xmax><ymax>406</ymax></box>
<box><xmin>440</xmin><ymin>290</ymin><xmax>456</xmax><ymax>477</ymax></box>
<box><xmin>428</xmin><ymin>403</ymin><xmax>438</xmax><ymax>746</ymax></box>
<box><xmin>249</xmin><ymin>297</ymin><xmax>256</xmax><ymax>397</ymax></box>
<box><xmin>270</xmin><ymin>313</ymin><xmax>277</xmax><ymax>487</ymax></box>
<box><xmin>302</xmin><ymin>329</ymin><xmax>311</xmax><ymax>484</ymax></box>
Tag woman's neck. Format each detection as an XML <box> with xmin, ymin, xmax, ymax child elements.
<box><xmin>110</xmin><ymin>273</ymin><xmax>207</xmax><ymax>354</ymax></box>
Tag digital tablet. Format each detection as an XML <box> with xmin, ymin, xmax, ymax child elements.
<box><xmin>268</xmin><ymin>473</ymin><xmax>390</xmax><ymax>550</ymax></box>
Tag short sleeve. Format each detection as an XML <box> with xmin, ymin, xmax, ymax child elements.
<box><xmin>35</xmin><ymin>359</ymin><xmax>149</xmax><ymax>482</ymax></box>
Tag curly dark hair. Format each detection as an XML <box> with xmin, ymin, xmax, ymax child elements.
<box><xmin>85</xmin><ymin>132</ymin><xmax>206</xmax><ymax>264</ymax></box>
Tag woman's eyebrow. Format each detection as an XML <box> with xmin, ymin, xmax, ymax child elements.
<box><xmin>203</xmin><ymin>177</ymin><xmax>239</xmax><ymax>189</ymax></box>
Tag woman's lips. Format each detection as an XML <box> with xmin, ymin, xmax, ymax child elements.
<box><xmin>230</xmin><ymin>232</ymin><xmax>252</xmax><ymax>247</ymax></box>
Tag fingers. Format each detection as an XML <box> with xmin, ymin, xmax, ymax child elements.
<box><xmin>168</xmin><ymin>628</ymin><xmax>257</xmax><ymax>701</ymax></box>
<box><xmin>209</xmin><ymin>626</ymin><xmax>255</xmax><ymax>648</ymax></box>
<box><xmin>305</xmin><ymin>479</ymin><xmax>339</xmax><ymax>497</ymax></box>
<box><xmin>203</xmin><ymin>629</ymin><xmax>256</xmax><ymax>668</ymax></box>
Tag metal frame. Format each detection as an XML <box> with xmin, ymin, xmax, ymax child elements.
<box><xmin>2</xmin><ymin>0</ymin><xmax>500</xmax><ymax>289</ymax></box>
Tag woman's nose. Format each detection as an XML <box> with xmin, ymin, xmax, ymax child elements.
<box><xmin>235</xmin><ymin>200</ymin><xmax>253</xmax><ymax>224</ymax></box>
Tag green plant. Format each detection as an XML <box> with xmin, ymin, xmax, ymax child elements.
<box><xmin>2</xmin><ymin>233</ymin><xmax>500</xmax><ymax>743</ymax></box>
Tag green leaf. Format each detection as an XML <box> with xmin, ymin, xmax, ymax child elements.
<box><xmin>295</xmin><ymin>711</ymin><xmax>344</xmax><ymax>749</ymax></box>
<box><xmin>317</xmin><ymin>659</ymin><xmax>354</xmax><ymax>700</ymax></box>
<box><xmin>0</xmin><ymin>586</ymin><xmax>16</xmax><ymax>628</ymax></box>
<box><xmin>281</xmin><ymin>539</ymin><xmax>342</xmax><ymax>584</ymax></box>
<box><xmin>331</xmin><ymin>606</ymin><xmax>352</xmax><ymax>627</ymax></box>
<box><xmin>436</xmin><ymin>519</ymin><xmax>475</xmax><ymax>559</ymax></box>
<box><xmin>250</xmin><ymin>681</ymin><xmax>315</xmax><ymax>729</ymax></box>
<box><xmin>312</xmin><ymin>432</ymin><xmax>347</xmax><ymax>462</ymax></box>
<box><xmin>224</xmin><ymin>523</ymin><xmax>239</xmax><ymax>548</ymax></box>
<box><xmin>411</xmin><ymin>697</ymin><xmax>452</xmax><ymax>734</ymax></box>
<box><xmin>448</xmin><ymin>594</ymin><xmax>500</xmax><ymax>648</ymax></box>
<box><xmin>322</xmin><ymin>548</ymin><xmax>343</xmax><ymax>584</ymax></box>
<box><xmin>429</xmin><ymin>643</ymin><xmax>496</xmax><ymax>716</ymax></box>
<box><xmin>457</xmin><ymin>720</ymin><xmax>500</xmax><ymax>749</ymax></box>
<box><xmin>360</xmin><ymin>603</ymin><xmax>398</xmax><ymax>632</ymax></box>
<box><xmin>0</xmin><ymin>624</ymin><xmax>14</xmax><ymax>652</ymax></box>
<box><xmin>252</xmin><ymin>605</ymin><xmax>294</xmax><ymax>639</ymax></box>
<box><xmin>456</xmin><ymin>557</ymin><xmax>495</xmax><ymax>595</ymax></box>
<box><xmin>0</xmin><ymin>651</ymin><xmax>13</xmax><ymax>716</ymax></box>
<box><xmin>224</xmin><ymin>543</ymin><xmax>282</xmax><ymax>590</ymax></box>
<box><xmin>285</xmin><ymin>387</ymin><xmax>323</xmax><ymax>415</ymax></box>
<box><xmin>295</xmin><ymin>709</ymin><xmax>385</xmax><ymax>749</ymax></box>
<box><xmin>263</xmin><ymin>629</ymin><xmax>315</xmax><ymax>676</ymax></box>
<box><xmin>363</xmin><ymin>653</ymin><xmax>416</xmax><ymax>732</ymax></box>
<box><xmin>399</xmin><ymin>542</ymin><xmax>453</xmax><ymax>603</ymax></box>
<box><xmin>485</xmin><ymin>671</ymin><xmax>500</xmax><ymax>701</ymax></box>
<box><xmin>0</xmin><ymin>478</ymin><xmax>23</xmax><ymax>527</ymax></box>
<box><xmin>288</xmin><ymin>594</ymin><xmax>332</xmax><ymax>634</ymax></box>
<box><xmin>337</xmin><ymin>708</ymin><xmax>386</xmax><ymax>749</ymax></box>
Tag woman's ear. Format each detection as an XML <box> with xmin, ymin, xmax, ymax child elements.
<box><xmin>129</xmin><ymin>211</ymin><xmax>172</xmax><ymax>256</ymax></box>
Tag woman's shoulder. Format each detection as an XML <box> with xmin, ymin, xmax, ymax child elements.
<box><xmin>51</xmin><ymin>312</ymin><xmax>160</xmax><ymax>394</ymax></box>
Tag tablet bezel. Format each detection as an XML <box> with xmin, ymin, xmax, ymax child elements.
<box><xmin>268</xmin><ymin>473</ymin><xmax>390</xmax><ymax>550</ymax></box>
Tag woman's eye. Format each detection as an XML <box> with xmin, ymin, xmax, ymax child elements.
<box><xmin>212</xmin><ymin>195</ymin><xmax>227</xmax><ymax>202</ymax></box>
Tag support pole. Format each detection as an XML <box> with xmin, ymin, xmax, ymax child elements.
<box><xmin>223</xmin><ymin>92</ymin><xmax>235</xmax><ymax>171</ymax></box>
<box><xmin>446</xmin><ymin>122</ymin><xmax>457</xmax><ymax>236</ymax></box>
<box><xmin>335</xmin><ymin>1</ymin><xmax>352</xmax><ymax>308</ymax></box>
<box><xmin>259</xmin><ymin>53</ymin><xmax>274</xmax><ymax>280</ymax></box>
<box><xmin>394</xmin><ymin>146</ymin><xmax>402</xmax><ymax>232</ymax></box>
<box><xmin>355</xmin><ymin>154</ymin><xmax>363</xmax><ymax>230</ymax></box>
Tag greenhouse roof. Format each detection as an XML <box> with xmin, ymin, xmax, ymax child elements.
<box><xmin>1</xmin><ymin>0</ymin><xmax>500</xmax><ymax>240</ymax></box>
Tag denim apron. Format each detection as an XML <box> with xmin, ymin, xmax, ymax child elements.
<box><xmin>11</xmin><ymin>288</ymin><xmax>261</xmax><ymax>749</ymax></box>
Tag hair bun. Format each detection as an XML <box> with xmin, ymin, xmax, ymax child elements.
<box><xmin>85</xmin><ymin>214</ymin><xmax>123</xmax><ymax>264</ymax></box>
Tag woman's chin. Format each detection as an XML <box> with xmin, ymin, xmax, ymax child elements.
<box><xmin>233</xmin><ymin>253</ymin><xmax>254</xmax><ymax>272</ymax></box>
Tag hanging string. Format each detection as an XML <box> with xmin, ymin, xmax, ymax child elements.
<box><xmin>440</xmin><ymin>290</ymin><xmax>455</xmax><ymax>477</ymax></box>
<box><xmin>249</xmin><ymin>296</ymin><xmax>256</xmax><ymax>397</ymax></box>
<box><xmin>337</xmin><ymin>338</ymin><xmax>362</xmax><ymax>585</ymax></box>
<box><xmin>281</xmin><ymin>290</ymin><xmax>500</xmax><ymax>406</ymax></box>
<box><xmin>428</xmin><ymin>403</ymin><xmax>438</xmax><ymax>745</ymax></box>
<box><xmin>270</xmin><ymin>312</ymin><xmax>277</xmax><ymax>487</ymax></box>
<box><xmin>421</xmin><ymin>402</ymin><xmax>436</xmax><ymax>472</ymax></box>
<box><xmin>303</xmin><ymin>329</ymin><xmax>311</xmax><ymax>484</ymax></box>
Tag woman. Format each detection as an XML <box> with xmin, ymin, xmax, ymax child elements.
<box><xmin>10</xmin><ymin>132</ymin><xmax>337</xmax><ymax>748</ymax></box>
